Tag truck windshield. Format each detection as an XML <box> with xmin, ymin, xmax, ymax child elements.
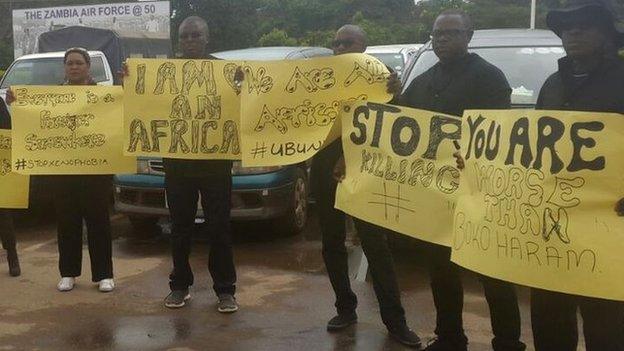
<box><xmin>403</xmin><ymin>46</ymin><xmax>565</xmax><ymax>106</ymax></box>
<box><xmin>369</xmin><ymin>53</ymin><xmax>406</xmax><ymax>76</ymax></box>
<box><xmin>1</xmin><ymin>56</ymin><xmax>108</xmax><ymax>88</ymax></box>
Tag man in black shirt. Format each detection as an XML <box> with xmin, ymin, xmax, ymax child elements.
<box><xmin>531</xmin><ymin>1</ymin><xmax>624</xmax><ymax>350</ymax></box>
<box><xmin>162</xmin><ymin>16</ymin><xmax>237</xmax><ymax>313</ymax></box>
<box><xmin>394</xmin><ymin>10</ymin><xmax>525</xmax><ymax>351</ymax></box>
<box><xmin>0</xmin><ymin>97</ymin><xmax>21</xmax><ymax>277</ymax></box>
<box><xmin>314</xmin><ymin>24</ymin><xmax>422</xmax><ymax>348</ymax></box>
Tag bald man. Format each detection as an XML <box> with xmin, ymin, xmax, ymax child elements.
<box><xmin>310</xmin><ymin>25</ymin><xmax>421</xmax><ymax>348</ymax></box>
<box><xmin>162</xmin><ymin>16</ymin><xmax>238</xmax><ymax>313</ymax></box>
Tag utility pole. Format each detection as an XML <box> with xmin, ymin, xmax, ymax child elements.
<box><xmin>530</xmin><ymin>0</ymin><xmax>537</xmax><ymax>29</ymax></box>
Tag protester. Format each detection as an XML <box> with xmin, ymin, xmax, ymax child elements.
<box><xmin>0</xmin><ymin>97</ymin><xmax>20</xmax><ymax>277</ymax></box>
<box><xmin>158</xmin><ymin>16</ymin><xmax>238</xmax><ymax>313</ymax></box>
<box><xmin>313</xmin><ymin>24</ymin><xmax>421</xmax><ymax>348</ymax></box>
<box><xmin>8</xmin><ymin>47</ymin><xmax>114</xmax><ymax>292</ymax></box>
<box><xmin>531</xmin><ymin>1</ymin><xmax>624</xmax><ymax>350</ymax></box>
<box><xmin>389</xmin><ymin>10</ymin><xmax>525</xmax><ymax>351</ymax></box>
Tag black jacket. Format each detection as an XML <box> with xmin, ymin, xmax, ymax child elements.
<box><xmin>0</xmin><ymin>98</ymin><xmax>10</xmax><ymax>130</ymax></box>
<box><xmin>163</xmin><ymin>53</ymin><xmax>233</xmax><ymax>178</ymax></box>
<box><xmin>398</xmin><ymin>53</ymin><xmax>512</xmax><ymax>115</ymax></box>
<box><xmin>535</xmin><ymin>55</ymin><xmax>624</xmax><ymax>113</ymax></box>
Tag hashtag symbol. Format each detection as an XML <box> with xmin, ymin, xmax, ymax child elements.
<box><xmin>251</xmin><ymin>142</ymin><xmax>267</xmax><ymax>159</ymax></box>
<box><xmin>14</xmin><ymin>159</ymin><xmax>27</xmax><ymax>171</ymax></box>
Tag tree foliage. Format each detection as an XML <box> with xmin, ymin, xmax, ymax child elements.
<box><xmin>1</xmin><ymin>0</ymin><xmax>621</xmax><ymax>69</ymax></box>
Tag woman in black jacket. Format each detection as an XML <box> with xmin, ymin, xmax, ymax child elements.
<box><xmin>7</xmin><ymin>47</ymin><xmax>114</xmax><ymax>292</ymax></box>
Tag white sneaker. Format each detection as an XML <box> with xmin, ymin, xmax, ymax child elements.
<box><xmin>57</xmin><ymin>277</ymin><xmax>75</xmax><ymax>292</ymax></box>
<box><xmin>98</xmin><ymin>279</ymin><xmax>115</xmax><ymax>292</ymax></box>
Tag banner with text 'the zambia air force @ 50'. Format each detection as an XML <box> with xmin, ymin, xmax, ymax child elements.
<box><xmin>451</xmin><ymin>109</ymin><xmax>624</xmax><ymax>301</ymax></box>
<box><xmin>10</xmin><ymin>85</ymin><xmax>135</xmax><ymax>175</ymax></box>
<box><xmin>336</xmin><ymin>101</ymin><xmax>461</xmax><ymax>246</ymax></box>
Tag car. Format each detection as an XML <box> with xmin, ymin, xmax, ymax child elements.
<box><xmin>402</xmin><ymin>29</ymin><xmax>565</xmax><ymax>107</ymax></box>
<box><xmin>0</xmin><ymin>51</ymin><xmax>114</xmax><ymax>101</ymax></box>
<box><xmin>365</xmin><ymin>44</ymin><xmax>423</xmax><ymax>78</ymax></box>
<box><xmin>114</xmin><ymin>46</ymin><xmax>333</xmax><ymax>236</ymax></box>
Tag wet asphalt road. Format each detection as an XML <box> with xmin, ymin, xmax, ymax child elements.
<box><xmin>0</xmin><ymin>207</ymin><xmax>581</xmax><ymax>351</ymax></box>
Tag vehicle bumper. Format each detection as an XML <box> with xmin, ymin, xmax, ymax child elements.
<box><xmin>113</xmin><ymin>171</ymin><xmax>296</xmax><ymax>221</ymax></box>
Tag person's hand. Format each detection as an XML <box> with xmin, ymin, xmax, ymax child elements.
<box><xmin>234</xmin><ymin>66</ymin><xmax>244</xmax><ymax>82</ymax></box>
<box><xmin>333</xmin><ymin>155</ymin><xmax>346</xmax><ymax>182</ymax></box>
<box><xmin>233</xmin><ymin>66</ymin><xmax>244</xmax><ymax>95</ymax></box>
<box><xmin>615</xmin><ymin>198</ymin><xmax>624</xmax><ymax>216</ymax></box>
<box><xmin>386</xmin><ymin>72</ymin><xmax>401</xmax><ymax>96</ymax></box>
<box><xmin>5</xmin><ymin>88</ymin><xmax>15</xmax><ymax>105</ymax></box>
<box><xmin>117</xmin><ymin>62</ymin><xmax>129</xmax><ymax>87</ymax></box>
<box><xmin>453</xmin><ymin>151</ymin><xmax>465</xmax><ymax>170</ymax></box>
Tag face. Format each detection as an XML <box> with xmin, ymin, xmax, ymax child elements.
<box><xmin>560</xmin><ymin>19</ymin><xmax>610</xmax><ymax>60</ymax></box>
<box><xmin>179</xmin><ymin>21</ymin><xmax>209</xmax><ymax>58</ymax></box>
<box><xmin>64</xmin><ymin>52</ymin><xmax>90</xmax><ymax>84</ymax></box>
<box><xmin>332</xmin><ymin>30</ymin><xmax>366</xmax><ymax>55</ymax></box>
<box><xmin>431</xmin><ymin>15</ymin><xmax>472</xmax><ymax>63</ymax></box>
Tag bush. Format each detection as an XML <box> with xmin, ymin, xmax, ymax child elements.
<box><xmin>258</xmin><ymin>29</ymin><xmax>298</xmax><ymax>47</ymax></box>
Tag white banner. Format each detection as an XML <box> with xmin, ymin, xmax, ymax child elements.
<box><xmin>12</xmin><ymin>1</ymin><xmax>170</xmax><ymax>58</ymax></box>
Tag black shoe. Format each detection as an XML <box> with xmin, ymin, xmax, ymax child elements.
<box><xmin>326</xmin><ymin>313</ymin><xmax>357</xmax><ymax>331</ymax></box>
<box><xmin>164</xmin><ymin>289</ymin><xmax>190</xmax><ymax>308</ymax></box>
<box><xmin>217</xmin><ymin>294</ymin><xmax>239</xmax><ymax>313</ymax></box>
<box><xmin>424</xmin><ymin>337</ymin><xmax>467</xmax><ymax>351</ymax></box>
<box><xmin>7</xmin><ymin>249</ymin><xmax>20</xmax><ymax>277</ymax></box>
<box><xmin>388</xmin><ymin>326</ymin><xmax>422</xmax><ymax>349</ymax></box>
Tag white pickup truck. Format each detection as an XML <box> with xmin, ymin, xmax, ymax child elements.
<box><xmin>0</xmin><ymin>50</ymin><xmax>114</xmax><ymax>102</ymax></box>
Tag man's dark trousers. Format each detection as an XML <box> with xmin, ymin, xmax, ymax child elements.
<box><xmin>311</xmin><ymin>141</ymin><xmax>407</xmax><ymax>329</ymax></box>
<box><xmin>422</xmin><ymin>240</ymin><xmax>524</xmax><ymax>351</ymax></box>
<box><xmin>0</xmin><ymin>210</ymin><xmax>16</xmax><ymax>253</ymax></box>
<box><xmin>531</xmin><ymin>288</ymin><xmax>624</xmax><ymax>351</ymax></box>
<box><xmin>166</xmin><ymin>174</ymin><xmax>236</xmax><ymax>295</ymax></box>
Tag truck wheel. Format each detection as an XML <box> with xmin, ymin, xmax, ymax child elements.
<box><xmin>128</xmin><ymin>215</ymin><xmax>161</xmax><ymax>238</ymax></box>
<box><xmin>274</xmin><ymin>167</ymin><xmax>308</xmax><ymax>236</ymax></box>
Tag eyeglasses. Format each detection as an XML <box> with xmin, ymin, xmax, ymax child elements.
<box><xmin>179</xmin><ymin>32</ymin><xmax>203</xmax><ymax>40</ymax></box>
<box><xmin>332</xmin><ymin>39</ymin><xmax>355</xmax><ymax>48</ymax></box>
<box><xmin>430</xmin><ymin>29</ymin><xmax>467</xmax><ymax>39</ymax></box>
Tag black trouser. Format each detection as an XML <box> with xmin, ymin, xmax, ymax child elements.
<box><xmin>165</xmin><ymin>174</ymin><xmax>236</xmax><ymax>296</ymax></box>
<box><xmin>312</xmin><ymin>142</ymin><xmax>407</xmax><ymax>329</ymax></box>
<box><xmin>531</xmin><ymin>288</ymin><xmax>624</xmax><ymax>351</ymax></box>
<box><xmin>423</xmin><ymin>241</ymin><xmax>525</xmax><ymax>351</ymax></box>
<box><xmin>0</xmin><ymin>210</ymin><xmax>16</xmax><ymax>252</ymax></box>
<box><xmin>51</xmin><ymin>175</ymin><xmax>113</xmax><ymax>282</ymax></box>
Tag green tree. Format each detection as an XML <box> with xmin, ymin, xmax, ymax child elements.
<box><xmin>258</xmin><ymin>28</ymin><xmax>298</xmax><ymax>46</ymax></box>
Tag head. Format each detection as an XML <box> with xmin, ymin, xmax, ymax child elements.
<box><xmin>63</xmin><ymin>47</ymin><xmax>91</xmax><ymax>85</ymax></box>
<box><xmin>332</xmin><ymin>25</ymin><xmax>367</xmax><ymax>55</ymax></box>
<box><xmin>178</xmin><ymin>16</ymin><xmax>210</xmax><ymax>59</ymax></box>
<box><xmin>431</xmin><ymin>10</ymin><xmax>474</xmax><ymax>63</ymax></box>
<box><xmin>547</xmin><ymin>1</ymin><xmax>621</xmax><ymax>61</ymax></box>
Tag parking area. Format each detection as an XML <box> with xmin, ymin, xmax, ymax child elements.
<box><xmin>0</xmin><ymin>207</ymin><xmax>577</xmax><ymax>351</ymax></box>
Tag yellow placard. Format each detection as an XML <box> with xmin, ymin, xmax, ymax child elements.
<box><xmin>336</xmin><ymin>101</ymin><xmax>461</xmax><ymax>245</ymax></box>
<box><xmin>451</xmin><ymin>109</ymin><xmax>624</xmax><ymax>301</ymax></box>
<box><xmin>0</xmin><ymin>130</ymin><xmax>29</xmax><ymax>208</ymax></box>
<box><xmin>240</xmin><ymin>53</ymin><xmax>392</xmax><ymax>167</ymax></box>
<box><xmin>10</xmin><ymin>85</ymin><xmax>135</xmax><ymax>175</ymax></box>
<box><xmin>123</xmin><ymin>58</ymin><xmax>242</xmax><ymax>160</ymax></box>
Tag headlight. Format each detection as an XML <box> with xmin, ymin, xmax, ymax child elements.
<box><xmin>231</xmin><ymin>161</ymin><xmax>282</xmax><ymax>175</ymax></box>
<box><xmin>137</xmin><ymin>159</ymin><xmax>150</xmax><ymax>174</ymax></box>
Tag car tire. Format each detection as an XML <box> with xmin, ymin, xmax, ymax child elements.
<box><xmin>274</xmin><ymin>167</ymin><xmax>308</xmax><ymax>236</ymax></box>
<box><xmin>128</xmin><ymin>215</ymin><xmax>161</xmax><ymax>238</ymax></box>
